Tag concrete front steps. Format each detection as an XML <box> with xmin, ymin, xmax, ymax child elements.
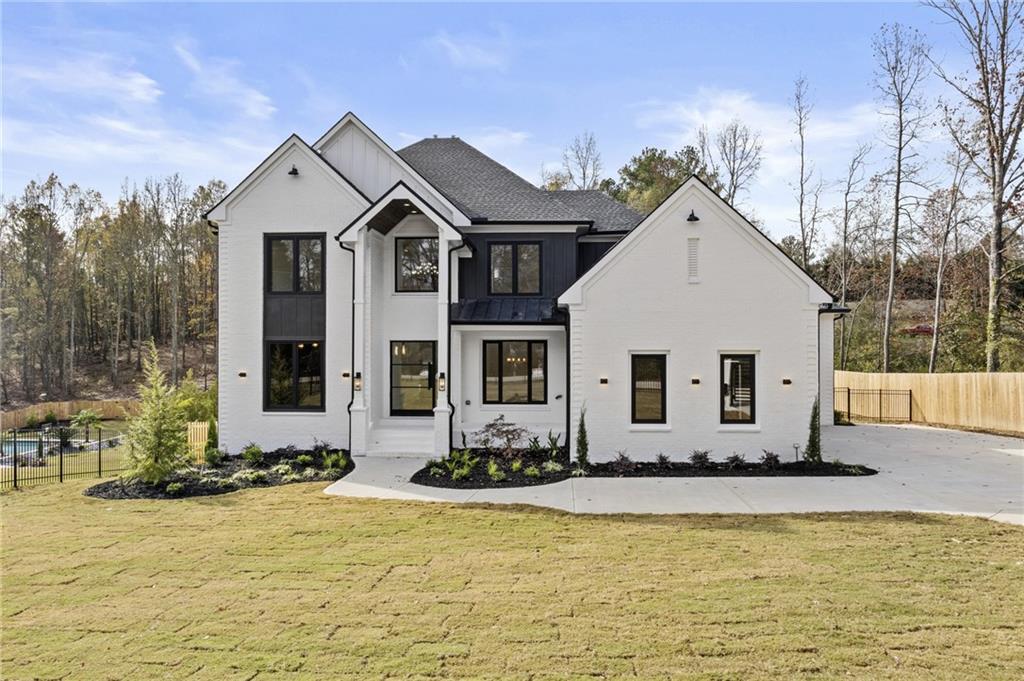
<box><xmin>366</xmin><ymin>419</ymin><xmax>434</xmax><ymax>456</ymax></box>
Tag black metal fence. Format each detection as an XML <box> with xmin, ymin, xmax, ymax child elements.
<box><xmin>0</xmin><ymin>426</ymin><xmax>130</xmax><ymax>490</ymax></box>
<box><xmin>834</xmin><ymin>387</ymin><xmax>913</xmax><ymax>424</ymax></box>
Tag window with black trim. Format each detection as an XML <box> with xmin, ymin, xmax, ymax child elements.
<box><xmin>395</xmin><ymin>237</ymin><xmax>439</xmax><ymax>292</ymax></box>
<box><xmin>720</xmin><ymin>354</ymin><xmax>755</xmax><ymax>424</ymax></box>
<box><xmin>483</xmin><ymin>340</ymin><xmax>546</xmax><ymax>404</ymax></box>
<box><xmin>265</xmin><ymin>341</ymin><xmax>324</xmax><ymax>410</ymax></box>
<box><xmin>266</xmin><ymin>235</ymin><xmax>324</xmax><ymax>293</ymax></box>
<box><xmin>489</xmin><ymin>242</ymin><xmax>541</xmax><ymax>295</ymax></box>
<box><xmin>631</xmin><ymin>354</ymin><xmax>666</xmax><ymax>424</ymax></box>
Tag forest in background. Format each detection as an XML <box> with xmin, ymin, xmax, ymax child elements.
<box><xmin>1</xmin><ymin>1</ymin><xmax>1022</xmax><ymax>409</ymax></box>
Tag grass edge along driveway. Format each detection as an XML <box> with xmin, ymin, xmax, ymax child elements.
<box><xmin>2</xmin><ymin>481</ymin><xmax>1023</xmax><ymax>680</ymax></box>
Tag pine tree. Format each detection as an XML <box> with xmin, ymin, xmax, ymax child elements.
<box><xmin>126</xmin><ymin>342</ymin><xmax>188</xmax><ymax>483</ymax></box>
<box><xmin>805</xmin><ymin>396</ymin><xmax>822</xmax><ymax>464</ymax></box>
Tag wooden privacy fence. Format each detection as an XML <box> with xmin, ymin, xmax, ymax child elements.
<box><xmin>1</xmin><ymin>399</ymin><xmax>139</xmax><ymax>430</ymax></box>
<box><xmin>835</xmin><ymin>370</ymin><xmax>1024</xmax><ymax>436</ymax></box>
<box><xmin>187</xmin><ymin>421</ymin><xmax>209</xmax><ymax>462</ymax></box>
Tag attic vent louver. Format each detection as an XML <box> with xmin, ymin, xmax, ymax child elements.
<box><xmin>687</xmin><ymin>238</ymin><xmax>699</xmax><ymax>283</ymax></box>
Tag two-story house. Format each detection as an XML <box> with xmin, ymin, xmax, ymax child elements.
<box><xmin>207</xmin><ymin>113</ymin><xmax>841</xmax><ymax>462</ymax></box>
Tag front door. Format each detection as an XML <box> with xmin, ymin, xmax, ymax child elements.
<box><xmin>390</xmin><ymin>341</ymin><xmax>436</xmax><ymax>416</ymax></box>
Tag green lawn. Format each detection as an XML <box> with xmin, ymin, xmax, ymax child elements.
<box><xmin>2</xmin><ymin>482</ymin><xmax>1023</xmax><ymax>679</ymax></box>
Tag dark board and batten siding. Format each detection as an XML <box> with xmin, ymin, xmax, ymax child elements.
<box><xmin>577</xmin><ymin>241</ymin><xmax>617</xmax><ymax>278</ymax></box>
<box><xmin>459</xmin><ymin>233</ymin><xmax>578</xmax><ymax>299</ymax></box>
<box><xmin>264</xmin><ymin>295</ymin><xmax>326</xmax><ymax>340</ymax></box>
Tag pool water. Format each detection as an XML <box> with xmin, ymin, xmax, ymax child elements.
<box><xmin>1</xmin><ymin>440</ymin><xmax>47</xmax><ymax>455</ymax></box>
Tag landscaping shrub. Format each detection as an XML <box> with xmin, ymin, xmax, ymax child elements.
<box><xmin>321</xmin><ymin>450</ymin><xmax>349</xmax><ymax>472</ymax></box>
<box><xmin>656</xmin><ymin>452</ymin><xmax>670</xmax><ymax>466</ymax></box>
<box><xmin>805</xmin><ymin>396</ymin><xmax>822</xmax><ymax>463</ymax></box>
<box><xmin>125</xmin><ymin>342</ymin><xmax>188</xmax><ymax>485</ymax></box>
<box><xmin>510</xmin><ymin>459</ymin><xmax>523</xmax><ymax>473</ymax></box>
<box><xmin>25</xmin><ymin>414</ymin><xmax>40</xmax><ymax>429</ymax></box>
<box><xmin>527</xmin><ymin>436</ymin><xmax>543</xmax><ymax>455</ymax></box>
<box><xmin>760</xmin><ymin>450</ymin><xmax>781</xmax><ymax>470</ymax></box>
<box><xmin>576</xmin><ymin>406</ymin><xmax>589</xmax><ymax>470</ymax></box>
<box><xmin>43</xmin><ymin>409</ymin><xmax>58</xmax><ymax>424</ymax></box>
<box><xmin>204</xmin><ymin>448</ymin><xmax>224</xmax><ymax>468</ymax></box>
<box><xmin>474</xmin><ymin>415</ymin><xmax>529</xmax><ymax>458</ymax></box>
<box><xmin>725</xmin><ymin>453</ymin><xmax>746</xmax><ymax>469</ymax></box>
<box><xmin>231</xmin><ymin>469</ymin><xmax>268</xmax><ymax>485</ymax></box>
<box><xmin>206</xmin><ymin>418</ymin><xmax>218</xmax><ymax>451</ymax></box>
<box><xmin>296</xmin><ymin>454</ymin><xmax>315</xmax><ymax>467</ymax></box>
<box><xmin>547</xmin><ymin>430</ymin><xmax>561</xmax><ymax>458</ymax></box>
<box><xmin>241</xmin><ymin>443</ymin><xmax>263</xmax><ymax>466</ymax></box>
<box><xmin>541</xmin><ymin>460</ymin><xmax>564</xmax><ymax>473</ymax></box>
<box><xmin>175</xmin><ymin>371</ymin><xmax>217</xmax><ymax>422</ymax></box>
<box><xmin>166</xmin><ymin>482</ymin><xmax>184</xmax><ymax>496</ymax></box>
<box><xmin>688</xmin><ymin>449</ymin><xmax>712</xmax><ymax>469</ymax></box>
<box><xmin>271</xmin><ymin>464</ymin><xmax>292</xmax><ymax>476</ymax></box>
<box><xmin>487</xmin><ymin>458</ymin><xmax>506</xmax><ymax>482</ymax></box>
<box><xmin>445</xmin><ymin>448</ymin><xmax>479</xmax><ymax>480</ymax></box>
<box><xmin>524</xmin><ymin>465</ymin><xmax>541</xmax><ymax>478</ymax></box>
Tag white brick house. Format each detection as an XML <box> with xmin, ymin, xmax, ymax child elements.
<box><xmin>208</xmin><ymin>112</ymin><xmax>842</xmax><ymax>462</ymax></box>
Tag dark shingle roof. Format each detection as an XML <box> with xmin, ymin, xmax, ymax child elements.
<box><xmin>450</xmin><ymin>298</ymin><xmax>566</xmax><ymax>325</ymax></box>
<box><xmin>547</xmin><ymin>190</ymin><xmax>643</xmax><ymax>232</ymax></box>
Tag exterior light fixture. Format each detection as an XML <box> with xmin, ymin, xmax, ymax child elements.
<box><xmin>691</xmin><ymin>377</ymin><xmax>700</xmax><ymax>385</ymax></box>
<box><xmin>353</xmin><ymin>372</ymin><xmax>363</xmax><ymax>391</ymax></box>
<box><xmin>288</xmin><ymin>165</ymin><xmax>299</xmax><ymax>176</ymax></box>
<box><xmin>782</xmin><ymin>378</ymin><xmax>792</xmax><ymax>385</ymax></box>
<box><xmin>237</xmin><ymin>370</ymin><xmax>247</xmax><ymax>379</ymax></box>
<box><xmin>437</xmin><ymin>372</ymin><xmax>446</xmax><ymax>392</ymax></box>
<box><xmin>599</xmin><ymin>377</ymin><xmax>609</xmax><ymax>385</ymax></box>
<box><xmin>686</xmin><ymin>210</ymin><xmax>699</xmax><ymax>222</ymax></box>
<box><xmin>342</xmin><ymin>371</ymin><xmax>351</xmax><ymax>379</ymax></box>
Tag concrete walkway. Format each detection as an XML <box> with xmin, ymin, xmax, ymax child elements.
<box><xmin>324</xmin><ymin>424</ymin><xmax>1024</xmax><ymax>524</ymax></box>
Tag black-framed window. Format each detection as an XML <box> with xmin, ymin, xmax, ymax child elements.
<box><xmin>720</xmin><ymin>354</ymin><xmax>755</xmax><ymax>424</ymax></box>
<box><xmin>265</xmin><ymin>341</ymin><xmax>324</xmax><ymax>411</ymax></box>
<box><xmin>489</xmin><ymin>242</ymin><xmax>541</xmax><ymax>295</ymax></box>
<box><xmin>395</xmin><ymin>237</ymin><xmax>439</xmax><ymax>292</ymax></box>
<box><xmin>631</xmin><ymin>354</ymin><xmax>666</xmax><ymax>424</ymax></box>
<box><xmin>266</xmin><ymin>234</ymin><xmax>324</xmax><ymax>293</ymax></box>
<box><xmin>483</xmin><ymin>340</ymin><xmax>546</xmax><ymax>404</ymax></box>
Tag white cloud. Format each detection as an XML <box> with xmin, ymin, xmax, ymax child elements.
<box><xmin>465</xmin><ymin>127</ymin><xmax>531</xmax><ymax>153</ymax></box>
<box><xmin>5</xmin><ymin>53</ymin><xmax>162</xmax><ymax>104</ymax></box>
<box><xmin>428</xmin><ymin>28</ymin><xmax>510</xmax><ymax>71</ymax></box>
<box><xmin>173</xmin><ymin>39</ymin><xmax>276</xmax><ymax>120</ymax></box>
<box><xmin>633</xmin><ymin>88</ymin><xmax>882</xmax><ymax>233</ymax></box>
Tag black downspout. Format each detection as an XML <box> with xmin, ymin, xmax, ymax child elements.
<box><xmin>338</xmin><ymin>238</ymin><xmax>356</xmax><ymax>453</ymax></box>
<box><xmin>564</xmin><ymin>309</ymin><xmax>571</xmax><ymax>459</ymax></box>
<box><xmin>446</xmin><ymin>243</ymin><xmax>461</xmax><ymax>453</ymax></box>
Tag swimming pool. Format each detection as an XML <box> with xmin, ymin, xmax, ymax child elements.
<box><xmin>1</xmin><ymin>439</ymin><xmax>45</xmax><ymax>456</ymax></box>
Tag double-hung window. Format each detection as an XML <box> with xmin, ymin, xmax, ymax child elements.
<box><xmin>489</xmin><ymin>242</ymin><xmax>541</xmax><ymax>295</ymax></box>
<box><xmin>483</xmin><ymin>340</ymin><xmax>546</xmax><ymax>404</ymax></box>
<box><xmin>631</xmin><ymin>354</ymin><xmax>667</xmax><ymax>424</ymax></box>
<box><xmin>395</xmin><ymin>237</ymin><xmax>439</xmax><ymax>292</ymax></box>
<box><xmin>720</xmin><ymin>354</ymin><xmax>755</xmax><ymax>424</ymax></box>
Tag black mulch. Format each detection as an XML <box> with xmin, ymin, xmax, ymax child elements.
<box><xmin>586</xmin><ymin>459</ymin><xmax>877</xmax><ymax>478</ymax></box>
<box><xmin>411</xmin><ymin>450</ymin><xmax>571</xmax><ymax>489</ymax></box>
<box><xmin>84</xmin><ymin>446</ymin><xmax>355</xmax><ymax>500</ymax></box>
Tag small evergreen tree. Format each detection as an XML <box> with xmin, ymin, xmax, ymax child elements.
<box><xmin>804</xmin><ymin>396</ymin><xmax>821</xmax><ymax>464</ymax></box>
<box><xmin>206</xmin><ymin>417</ymin><xmax>218</xmax><ymax>452</ymax></box>
<box><xmin>126</xmin><ymin>342</ymin><xmax>188</xmax><ymax>484</ymax></box>
<box><xmin>575</xmin><ymin>406</ymin><xmax>589</xmax><ymax>469</ymax></box>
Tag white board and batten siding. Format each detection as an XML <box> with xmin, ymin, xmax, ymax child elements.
<box><xmin>559</xmin><ymin>179</ymin><xmax>835</xmax><ymax>462</ymax></box>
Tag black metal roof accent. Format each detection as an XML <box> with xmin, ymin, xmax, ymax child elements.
<box><xmin>450</xmin><ymin>298</ymin><xmax>566</xmax><ymax>325</ymax></box>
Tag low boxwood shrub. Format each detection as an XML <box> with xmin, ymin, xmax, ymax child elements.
<box><xmin>523</xmin><ymin>465</ymin><xmax>541</xmax><ymax>478</ymax></box>
<box><xmin>166</xmin><ymin>481</ymin><xmax>184</xmax><ymax>496</ymax></box>
<box><xmin>241</xmin><ymin>443</ymin><xmax>263</xmax><ymax>466</ymax></box>
<box><xmin>295</xmin><ymin>453</ymin><xmax>315</xmax><ymax>467</ymax></box>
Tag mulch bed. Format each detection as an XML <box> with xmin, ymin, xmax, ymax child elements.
<box><xmin>586</xmin><ymin>459</ymin><xmax>877</xmax><ymax>478</ymax></box>
<box><xmin>411</xmin><ymin>450</ymin><xmax>571</xmax><ymax>489</ymax></box>
<box><xmin>84</xmin><ymin>446</ymin><xmax>355</xmax><ymax>500</ymax></box>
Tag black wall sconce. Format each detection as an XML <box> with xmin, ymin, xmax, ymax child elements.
<box><xmin>237</xmin><ymin>371</ymin><xmax>247</xmax><ymax>378</ymax></box>
<box><xmin>691</xmin><ymin>377</ymin><xmax>700</xmax><ymax>385</ymax></box>
<box><xmin>342</xmin><ymin>371</ymin><xmax>351</xmax><ymax>379</ymax></box>
<box><xmin>687</xmin><ymin>209</ymin><xmax>700</xmax><ymax>222</ymax></box>
<box><xmin>353</xmin><ymin>372</ymin><xmax>363</xmax><ymax>391</ymax></box>
<box><xmin>599</xmin><ymin>377</ymin><xmax>609</xmax><ymax>385</ymax></box>
<box><xmin>288</xmin><ymin>165</ymin><xmax>299</xmax><ymax>176</ymax></box>
<box><xmin>782</xmin><ymin>378</ymin><xmax>792</xmax><ymax>385</ymax></box>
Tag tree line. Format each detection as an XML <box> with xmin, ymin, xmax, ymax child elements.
<box><xmin>543</xmin><ymin>0</ymin><xmax>1023</xmax><ymax>373</ymax></box>
<box><xmin>1</xmin><ymin>174</ymin><xmax>225</xmax><ymax>406</ymax></box>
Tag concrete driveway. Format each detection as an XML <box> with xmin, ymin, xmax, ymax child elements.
<box><xmin>324</xmin><ymin>424</ymin><xmax>1024</xmax><ymax>524</ymax></box>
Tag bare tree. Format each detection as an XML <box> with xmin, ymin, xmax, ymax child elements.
<box><xmin>834</xmin><ymin>143</ymin><xmax>873</xmax><ymax>370</ymax></box>
<box><xmin>927</xmin><ymin>0</ymin><xmax>1024</xmax><ymax>371</ymax></box>
<box><xmin>698</xmin><ymin>120</ymin><xmax>763</xmax><ymax>205</ymax></box>
<box><xmin>873</xmin><ymin>23</ymin><xmax>930</xmax><ymax>372</ymax></box>
<box><xmin>560</xmin><ymin>131</ymin><xmax>603</xmax><ymax>190</ymax></box>
<box><xmin>791</xmin><ymin>76</ymin><xmax>826</xmax><ymax>267</ymax></box>
<box><xmin>920</xmin><ymin>152</ymin><xmax>973</xmax><ymax>372</ymax></box>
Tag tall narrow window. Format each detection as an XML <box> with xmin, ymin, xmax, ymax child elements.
<box><xmin>483</xmin><ymin>340</ymin><xmax>546</xmax><ymax>404</ymax></box>
<box><xmin>265</xmin><ymin>341</ymin><xmax>324</xmax><ymax>410</ymax></box>
<box><xmin>266</xmin><ymin>235</ymin><xmax>324</xmax><ymax>293</ymax></box>
<box><xmin>720</xmin><ymin>354</ymin><xmax>755</xmax><ymax>424</ymax></box>
<box><xmin>489</xmin><ymin>242</ymin><xmax>542</xmax><ymax>295</ymax></box>
<box><xmin>631</xmin><ymin>354</ymin><xmax>666</xmax><ymax>424</ymax></box>
<box><xmin>395</xmin><ymin>237</ymin><xmax>439</xmax><ymax>292</ymax></box>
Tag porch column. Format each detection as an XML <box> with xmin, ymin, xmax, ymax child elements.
<box><xmin>350</xmin><ymin>230</ymin><xmax>369</xmax><ymax>455</ymax></box>
<box><xmin>433</xmin><ymin>236</ymin><xmax>453</xmax><ymax>457</ymax></box>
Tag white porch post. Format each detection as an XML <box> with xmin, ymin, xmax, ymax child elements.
<box><xmin>349</xmin><ymin>230</ymin><xmax>369</xmax><ymax>455</ymax></box>
<box><xmin>433</xmin><ymin>236</ymin><xmax>453</xmax><ymax>457</ymax></box>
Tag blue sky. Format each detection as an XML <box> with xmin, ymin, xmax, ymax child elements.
<box><xmin>2</xmin><ymin>2</ymin><xmax>966</xmax><ymax>237</ymax></box>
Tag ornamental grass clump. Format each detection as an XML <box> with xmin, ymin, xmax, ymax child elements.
<box><xmin>125</xmin><ymin>343</ymin><xmax>188</xmax><ymax>485</ymax></box>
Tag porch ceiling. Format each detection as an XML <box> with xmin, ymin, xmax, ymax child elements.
<box><xmin>366</xmin><ymin>199</ymin><xmax>421</xmax><ymax>233</ymax></box>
